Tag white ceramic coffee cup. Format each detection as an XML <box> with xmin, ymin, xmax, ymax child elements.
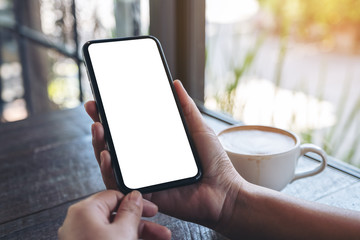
<box><xmin>218</xmin><ymin>125</ymin><xmax>327</xmax><ymax>191</ymax></box>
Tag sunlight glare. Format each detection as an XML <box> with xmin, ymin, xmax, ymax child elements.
<box><xmin>3</xmin><ymin>99</ymin><xmax>28</xmax><ymax>122</ymax></box>
<box><xmin>206</xmin><ymin>78</ymin><xmax>336</xmax><ymax>132</ymax></box>
<box><xmin>206</xmin><ymin>0</ymin><xmax>259</xmax><ymax>24</ymax></box>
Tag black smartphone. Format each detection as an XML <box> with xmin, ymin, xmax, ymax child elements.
<box><xmin>82</xmin><ymin>36</ymin><xmax>202</xmax><ymax>193</ymax></box>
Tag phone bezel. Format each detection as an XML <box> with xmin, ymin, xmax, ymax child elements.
<box><xmin>82</xmin><ymin>36</ymin><xmax>202</xmax><ymax>194</ymax></box>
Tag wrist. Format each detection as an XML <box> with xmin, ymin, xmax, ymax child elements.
<box><xmin>214</xmin><ymin>175</ymin><xmax>251</xmax><ymax>238</ymax></box>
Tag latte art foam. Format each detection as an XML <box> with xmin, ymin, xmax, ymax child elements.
<box><xmin>219</xmin><ymin>130</ymin><xmax>295</xmax><ymax>155</ymax></box>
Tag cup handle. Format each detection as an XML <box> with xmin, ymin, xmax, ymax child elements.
<box><xmin>291</xmin><ymin>143</ymin><xmax>327</xmax><ymax>183</ymax></box>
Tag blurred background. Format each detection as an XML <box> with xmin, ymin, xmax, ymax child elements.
<box><xmin>0</xmin><ymin>0</ymin><xmax>359</xmax><ymax>167</ymax></box>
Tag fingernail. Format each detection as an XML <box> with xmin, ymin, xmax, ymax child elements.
<box><xmin>99</xmin><ymin>152</ymin><xmax>103</xmax><ymax>167</ymax></box>
<box><xmin>91</xmin><ymin>124</ymin><xmax>95</xmax><ymax>139</ymax></box>
<box><xmin>176</xmin><ymin>80</ymin><xmax>183</xmax><ymax>87</ymax></box>
<box><xmin>130</xmin><ymin>191</ymin><xmax>142</xmax><ymax>206</ymax></box>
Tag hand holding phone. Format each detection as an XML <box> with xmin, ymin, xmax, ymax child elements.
<box><xmin>82</xmin><ymin>36</ymin><xmax>202</xmax><ymax>193</ymax></box>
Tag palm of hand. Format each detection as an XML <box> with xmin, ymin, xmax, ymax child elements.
<box><xmin>146</xmin><ymin>129</ymin><xmax>238</xmax><ymax>227</ymax></box>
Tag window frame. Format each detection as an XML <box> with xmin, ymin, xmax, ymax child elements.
<box><xmin>149</xmin><ymin>0</ymin><xmax>205</xmax><ymax>102</ymax></box>
<box><xmin>0</xmin><ymin>0</ymin><xmax>82</xmax><ymax>117</ymax></box>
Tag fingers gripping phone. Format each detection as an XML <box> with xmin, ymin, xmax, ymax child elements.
<box><xmin>82</xmin><ymin>36</ymin><xmax>202</xmax><ymax>193</ymax></box>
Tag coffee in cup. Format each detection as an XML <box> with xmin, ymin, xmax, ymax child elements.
<box><xmin>218</xmin><ymin>125</ymin><xmax>327</xmax><ymax>191</ymax></box>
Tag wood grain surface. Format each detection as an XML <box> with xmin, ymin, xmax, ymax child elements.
<box><xmin>0</xmin><ymin>107</ymin><xmax>105</xmax><ymax>239</ymax></box>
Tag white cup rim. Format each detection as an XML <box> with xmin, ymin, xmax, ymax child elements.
<box><xmin>218</xmin><ymin>125</ymin><xmax>300</xmax><ymax>157</ymax></box>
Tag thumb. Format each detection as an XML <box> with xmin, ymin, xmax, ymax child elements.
<box><xmin>113</xmin><ymin>191</ymin><xmax>143</xmax><ymax>237</ymax></box>
<box><xmin>173</xmin><ymin>80</ymin><xmax>208</xmax><ymax>133</ymax></box>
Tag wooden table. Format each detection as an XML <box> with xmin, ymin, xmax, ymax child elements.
<box><xmin>1</xmin><ymin>106</ymin><xmax>360</xmax><ymax>239</ymax></box>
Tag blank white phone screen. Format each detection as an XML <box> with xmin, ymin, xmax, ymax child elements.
<box><xmin>88</xmin><ymin>38</ymin><xmax>199</xmax><ymax>189</ymax></box>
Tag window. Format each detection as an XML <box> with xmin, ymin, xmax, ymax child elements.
<box><xmin>0</xmin><ymin>0</ymin><xmax>149</xmax><ymax>121</ymax></box>
<box><xmin>204</xmin><ymin>0</ymin><xmax>360</xmax><ymax>167</ymax></box>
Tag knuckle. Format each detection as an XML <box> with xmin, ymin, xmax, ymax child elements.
<box><xmin>67</xmin><ymin>201</ymin><xmax>89</xmax><ymax>218</ymax></box>
<box><xmin>119</xmin><ymin>203</ymin><xmax>141</xmax><ymax>217</ymax></box>
<box><xmin>57</xmin><ymin>227</ymin><xmax>63</xmax><ymax>239</ymax></box>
